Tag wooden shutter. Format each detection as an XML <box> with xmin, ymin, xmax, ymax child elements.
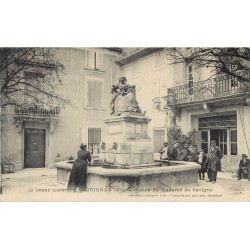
<box><xmin>174</xmin><ymin>62</ymin><xmax>186</xmax><ymax>85</ymax></box>
<box><xmin>87</xmin><ymin>80</ymin><xmax>102</xmax><ymax>109</ymax></box>
<box><xmin>88</xmin><ymin>128</ymin><xmax>101</xmax><ymax>144</ymax></box>
<box><xmin>153</xmin><ymin>129</ymin><xmax>165</xmax><ymax>153</ymax></box>
<box><xmin>96</xmin><ymin>52</ymin><xmax>103</xmax><ymax>70</ymax></box>
<box><xmin>86</xmin><ymin>51</ymin><xmax>95</xmax><ymax>69</ymax></box>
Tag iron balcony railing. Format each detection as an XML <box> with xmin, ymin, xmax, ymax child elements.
<box><xmin>167</xmin><ymin>72</ymin><xmax>250</xmax><ymax>105</ymax></box>
<box><xmin>14</xmin><ymin>105</ymin><xmax>60</xmax><ymax>118</ymax></box>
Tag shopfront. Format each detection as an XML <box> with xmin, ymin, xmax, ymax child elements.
<box><xmin>198</xmin><ymin>114</ymin><xmax>238</xmax><ymax>170</ymax></box>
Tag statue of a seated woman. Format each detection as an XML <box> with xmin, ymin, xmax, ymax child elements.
<box><xmin>110</xmin><ymin>77</ymin><xmax>141</xmax><ymax>116</ymax></box>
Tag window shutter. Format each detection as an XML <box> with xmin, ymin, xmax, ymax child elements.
<box><xmin>87</xmin><ymin>80</ymin><xmax>102</xmax><ymax>109</ymax></box>
<box><xmin>86</xmin><ymin>51</ymin><xmax>95</xmax><ymax>69</ymax></box>
<box><xmin>96</xmin><ymin>52</ymin><xmax>103</xmax><ymax>70</ymax></box>
<box><xmin>174</xmin><ymin>62</ymin><xmax>186</xmax><ymax>85</ymax></box>
<box><xmin>88</xmin><ymin>128</ymin><xmax>101</xmax><ymax>144</ymax></box>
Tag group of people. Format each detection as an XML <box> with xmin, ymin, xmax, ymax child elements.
<box><xmin>159</xmin><ymin>140</ymin><xmax>224</xmax><ymax>184</ymax></box>
<box><xmin>159</xmin><ymin>141</ymin><xmax>200</xmax><ymax>162</ymax></box>
<box><xmin>67</xmin><ymin>140</ymin><xmax>249</xmax><ymax>191</ymax></box>
<box><xmin>160</xmin><ymin>140</ymin><xmax>250</xmax><ymax>183</ymax></box>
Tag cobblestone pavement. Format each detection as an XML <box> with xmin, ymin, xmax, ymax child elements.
<box><xmin>1</xmin><ymin>168</ymin><xmax>250</xmax><ymax>201</ymax></box>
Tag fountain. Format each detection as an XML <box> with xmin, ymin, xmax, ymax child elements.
<box><xmin>56</xmin><ymin>77</ymin><xmax>200</xmax><ymax>191</ymax></box>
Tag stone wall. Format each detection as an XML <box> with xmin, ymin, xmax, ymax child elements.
<box><xmin>1</xmin><ymin>48</ymin><xmax>121</xmax><ymax>169</ymax></box>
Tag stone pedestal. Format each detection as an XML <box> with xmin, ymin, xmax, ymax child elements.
<box><xmin>101</xmin><ymin>113</ymin><xmax>154</xmax><ymax>166</ymax></box>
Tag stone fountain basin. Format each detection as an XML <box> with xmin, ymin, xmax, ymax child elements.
<box><xmin>55</xmin><ymin>160</ymin><xmax>200</xmax><ymax>190</ymax></box>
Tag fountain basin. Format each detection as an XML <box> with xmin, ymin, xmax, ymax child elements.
<box><xmin>55</xmin><ymin>160</ymin><xmax>200</xmax><ymax>190</ymax></box>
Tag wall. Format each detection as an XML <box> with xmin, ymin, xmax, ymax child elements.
<box><xmin>120</xmin><ymin>50</ymin><xmax>174</xmax><ymax>141</ymax></box>
<box><xmin>1</xmin><ymin>106</ymin><xmax>22</xmax><ymax>169</ymax></box>
<box><xmin>1</xmin><ymin>48</ymin><xmax>120</xmax><ymax>169</ymax></box>
<box><xmin>48</xmin><ymin>48</ymin><xmax>120</xmax><ymax>164</ymax></box>
<box><xmin>178</xmin><ymin>103</ymin><xmax>249</xmax><ymax>169</ymax></box>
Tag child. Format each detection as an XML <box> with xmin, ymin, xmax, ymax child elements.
<box><xmin>197</xmin><ymin>149</ymin><xmax>208</xmax><ymax>180</ymax></box>
<box><xmin>159</xmin><ymin>142</ymin><xmax>170</xmax><ymax>160</ymax></box>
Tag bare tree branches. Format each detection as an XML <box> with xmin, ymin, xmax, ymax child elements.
<box><xmin>164</xmin><ymin>47</ymin><xmax>250</xmax><ymax>87</ymax></box>
<box><xmin>0</xmin><ymin>48</ymin><xmax>69</xmax><ymax>109</ymax></box>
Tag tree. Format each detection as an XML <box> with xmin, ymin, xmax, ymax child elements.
<box><xmin>0</xmin><ymin>48</ymin><xmax>69</xmax><ymax>185</ymax></box>
<box><xmin>0</xmin><ymin>47</ymin><xmax>69</xmax><ymax>108</ymax></box>
<box><xmin>162</xmin><ymin>47</ymin><xmax>250</xmax><ymax>129</ymax></box>
<box><xmin>164</xmin><ymin>47</ymin><xmax>250</xmax><ymax>89</ymax></box>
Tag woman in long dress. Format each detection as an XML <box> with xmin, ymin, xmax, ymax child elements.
<box><xmin>67</xmin><ymin>143</ymin><xmax>91</xmax><ymax>191</ymax></box>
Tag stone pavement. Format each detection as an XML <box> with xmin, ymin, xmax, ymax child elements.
<box><xmin>1</xmin><ymin>167</ymin><xmax>250</xmax><ymax>201</ymax></box>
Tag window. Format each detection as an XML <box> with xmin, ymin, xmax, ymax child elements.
<box><xmin>87</xmin><ymin>80</ymin><xmax>102</xmax><ymax>109</ymax></box>
<box><xmin>187</xmin><ymin>64</ymin><xmax>193</xmax><ymax>95</ymax></box>
<box><xmin>153</xmin><ymin>128</ymin><xmax>165</xmax><ymax>153</ymax></box>
<box><xmin>201</xmin><ymin>131</ymin><xmax>208</xmax><ymax>153</ymax></box>
<box><xmin>86</xmin><ymin>51</ymin><xmax>103</xmax><ymax>70</ymax></box>
<box><xmin>230</xmin><ymin>130</ymin><xmax>237</xmax><ymax>155</ymax></box>
<box><xmin>219</xmin><ymin>130</ymin><xmax>227</xmax><ymax>155</ymax></box>
<box><xmin>88</xmin><ymin>128</ymin><xmax>101</xmax><ymax>154</ymax></box>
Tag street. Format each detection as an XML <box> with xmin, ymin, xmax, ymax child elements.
<box><xmin>1</xmin><ymin>167</ymin><xmax>250</xmax><ymax>201</ymax></box>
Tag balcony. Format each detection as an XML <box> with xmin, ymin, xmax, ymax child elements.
<box><xmin>13</xmin><ymin>105</ymin><xmax>60</xmax><ymax>121</ymax></box>
<box><xmin>167</xmin><ymin>72</ymin><xmax>250</xmax><ymax>107</ymax></box>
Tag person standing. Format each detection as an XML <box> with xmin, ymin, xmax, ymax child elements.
<box><xmin>237</xmin><ymin>154</ymin><xmax>250</xmax><ymax>180</ymax></box>
<box><xmin>207</xmin><ymin>140</ymin><xmax>223</xmax><ymax>184</ymax></box>
<box><xmin>169</xmin><ymin>141</ymin><xmax>179</xmax><ymax>160</ymax></box>
<box><xmin>180</xmin><ymin>144</ymin><xmax>193</xmax><ymax>161</ymax></box>
<box><xmin>67</xmin><ymin>143</ymin><xmax>91</xmax><ymax>192</ymax></box>
<box><xmin>197</xmin><ymin>149</ymin><xmax>208</xmax><ymax>180</ymax></box>
<box><xmin>159</xmin><ymin>142</ymin><xmax>170</xmax><ymax>160</ymax></box>
<box><xmin>192</xmin><ymin>144</ymin><xmax>199</xmax><ymax>162</ymax></box>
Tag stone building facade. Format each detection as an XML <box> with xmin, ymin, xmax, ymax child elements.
<box><xmin>117</xmin><ymin>48</ymin><xmax>250</xmax><ymax>170</ymax></box>
<box><xmin>1</xmin><ymin>48</ymin><xmax>121</xmax><ymax>170</ymax></box>
<box><xmin>116</xmin><ymin>48</ymin><xmax>172</xmax><ymax>154</ymax></box>
<box><xmin>1</xmin><ymin>47</ymin><xmax>250</xmax><ymax>171</ymax></box>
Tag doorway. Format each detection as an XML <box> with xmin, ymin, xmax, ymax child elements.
<box><xmin>24</xmin><ymin>128</ymin><xmax>46</xmax><ymax>168</ymax></box>
<box><xmin>153</xmin><ymin>128</ymin><xmax>165</xmax><ymax>153</ymax></box>
<box><xmin>210</xmin><ymin>129</ymin><xmax>227</xmax><ymax>155</ymax></box>
<box><xmin>201</xmin><ymin>129</ymin><xmax>238</xmax><ymax>170</ymax></box>
<box><xmin>199</xmin><ymin>114</ymin><xmax>238</xmax><ymax>170</ymax></box>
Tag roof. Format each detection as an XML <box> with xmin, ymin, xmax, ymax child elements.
<box><xmin>115</xmin><ymin>47</ymin><xmax>164</xmax><ymax>66</ymax></box>
<box><xmin>101</xmin><ymin>48</ymin><xmax>123</xmax><ymax>53</ymax></box>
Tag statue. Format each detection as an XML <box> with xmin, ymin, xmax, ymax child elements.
<box><xmin>110</xmin><ymin>77</ymin><xmax>141</xmax><ymax>116</ymax></box>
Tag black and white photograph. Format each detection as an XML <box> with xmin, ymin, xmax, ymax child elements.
<box><xmin>2</xmin><ymin>2</ymin><xmax>250</xmax><ymax>250</ymax></box>
<box><xmin>1</xmin><ymin>47</ymin><xmax>250</xmax><ymax>201</ymax></box>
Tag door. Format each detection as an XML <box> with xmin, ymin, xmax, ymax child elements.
<box><xmin>24</xmin><ymin>129</ymin><xmax>45</xmax><ymax>168</ymax></box>
<box><xmin>201</xmin><ymin>130</ymin><xmax>209</xmax><ymax>153</ymax></box>
<box><xmin>153</xmin><ymin>128</ymin><xmax>165</xmax><ymax>153</ymax></box>
<box><xmin>210</xmin><ymin>129</ymin><xmax>228</xmax><ymax>170</ymax></box>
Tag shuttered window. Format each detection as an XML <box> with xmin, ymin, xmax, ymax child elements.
<box><xmin>87</xmin><ymin>80</ymin><xmax>102</xmax><ymax>109</ymax></box>
<box><xmin>86</xmin><ymin>51</ymin><xmax>95</xmax><ymax>69</ymax></box>
<box><xmin>153</xmin><ymin>128</ymin><xmax>165</xmax><ymax>153</ymax></box>
<box><xmin>86</xmin><ymin>51</ymin><xmax>103</xmax><ymax>70</ymax></box>
<box><xmin>88</xmin><ymin>128</ymin><xmax>101</xmax><ymax>154</ymax></box>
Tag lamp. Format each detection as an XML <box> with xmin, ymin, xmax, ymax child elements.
<box><xmin>152</xmin><ymin>97</ymin><xmax>167</xmax><ymax>111</ymax></box>
<box><xmin>152</xmin><ymin>97</ymin><xmax>162</xmax><ymax>110</ymax></box>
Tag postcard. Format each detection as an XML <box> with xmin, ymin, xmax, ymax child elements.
<box><xmin>1</xmin><ymin>47</ymin><xmax>250</xmax><ymax>201</ymax></box>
